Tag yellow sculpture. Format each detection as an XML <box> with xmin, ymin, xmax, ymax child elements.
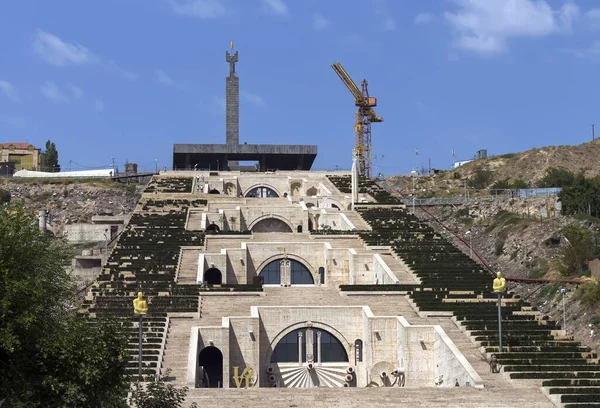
<box><xmin>232</xmin><ymin>366</ymin><xmax>256</xmax><ymax>388</ymax></box>
<box><xmin>492</xmin><ymin>272</ymin><xmax>506</xmax><ymax>293</ymax></box>
<box><xmin>133</xmin><ymin>292</ymin><xmax>148</xmax><ymax>315</ymax></box>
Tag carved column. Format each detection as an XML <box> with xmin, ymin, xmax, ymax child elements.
<box><xmin>306</xmin><ymin>327</ymin><xmax>314</xmax><ymax>364</ymax></box>
<box><xmin>280</xmin><ymin>259</ymin><xmax>291</xmax><ymax>286</ymax></box>
<box><xmin>298</xmin><ymin>331</ymin><xmax>303</xmax><ymax>365</ymax></box>
<box><xmin>316</xmin><ymin>331</ymin><xmax>322</xmax><ymax>365</ymax></box>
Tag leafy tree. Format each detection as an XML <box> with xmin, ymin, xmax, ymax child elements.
<box><xmin>538</xmin><ymin>167</ymin><xmax>575</xmax><ymax>188</ymax></box>
<box><xmin>0</xmin><ymin>202</ymin><xmax>129</xmax><ymax>407</ymax></box>
<box><xmin>130</xmin><ymin>370</ymin><xmax>196</xmax><ymax>408</ymax></box>
<box><xmin>45</xmin><ymin>140</ymin><xmax>60</xmax><ymax>172</ymax></box>
<box><xmin>559</xmin><ymin>223</ymin><xmax>595</xmax><ymax>276</ymax></box>
<box><xmin>468</xmin><ymin>169</ymin><xmax>494</xmax><ymax>189</ymax></box>
<box><xmin>558</xmin><ymin>174</ymin><xmax>600</xmax><ymax>217</ymax></box>
<box><xmin>511</xmin><ymin>179</ymin><xmax>528</xmax><ymax>189</ymax></box>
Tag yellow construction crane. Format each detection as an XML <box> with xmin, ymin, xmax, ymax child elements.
<box><xmin>331</xmin><ymin>62</ymin><xmax>383</xmax><ymax>178</ymax></box>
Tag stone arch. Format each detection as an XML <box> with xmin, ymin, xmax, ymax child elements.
<box><xmin>331</xmin><ymin>204</ymin><xmax>340</xmax><ymax>210</ymax></box>
<box><xmin>198</xmin><ymin>346</ymin><xmax>223</xmax><ymax>388</ymax></box>
<box><xmin>256</xmin><ymin>253</ymin><xmax>317</xmax><ymax>279</ymax></box>
<box><xmin>290</xmin><ymin>181</ymin><xmax>302</xmax><ymax>197</ymax></box>
<box><xmin>224</xmin><ymin>182</ymin><xmax>236</xmax><ymax>196</ymax></box>
<box><xmin>248</xmin><ymin>214</ymin><xmax>294</xmax><ymax>233</ymax></box>
<box><xmin>306</xmin><ymin>186</ymin><xmax>318</xmax><ymax>196</ymax></box>
<box><xmin>206</xmin><ymin>223</ymin><xmax>220</xmax><ymax>232</ymax></box>
<box><xmin>265</xmin><ymin>321</ymin><xmax>351</xmax><ymax>366</ymax></box>
<box><xmin>204</xmin><ymin>267</ymin><xmax>222</xmax><ymax>284</ymax></box>
<box><xmin>208</xmin><ymin>189</ymin><xmax>220</xmax><ymax>194</ymax></box>
<box><xmin>305</xmin><ymin>202</ymin><xmax>315</xmax><ymax>208</ymax></box>
<box><xmin>243</xmin><ymin>183</ymin><xmax>281</xmax><ymax>198</ymax></box>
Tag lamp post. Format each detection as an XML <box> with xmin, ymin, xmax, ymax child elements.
<box><xmin>133</xmin><ymin>292</ymin><xmax>148</xmax><ymax>381</ymax></box>
<box><xmin>411</xmin><ymin>170</ymin><xmax>417</xmax><ymax>213</ymax></box>
<box><xmin>465</xmin><ymin>229</ymin><xmax>472</xmax><ymax>259</ymax></box>
<box><xmin>492</xmin><ymin>272</ymin><xmax>506</xmax><ymax>354</ymax></box>
<box><xmin>560</xmin><ymin>287</ymin><xmax>567</xmax><ymax>333</ymax></box>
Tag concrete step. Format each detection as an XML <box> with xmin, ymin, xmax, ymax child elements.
<box><xmin>182</xmin><ymin>387</ymin><xmax>555</xmax><ymax>408</ymax></box>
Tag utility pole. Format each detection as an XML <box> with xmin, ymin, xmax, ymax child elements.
<box><xmin>560</xmin><ymin>287</ymin><xmax>567</xmax><ymax>333</ymax></box>
<box><xmin>592</xmin><ymin>124</ymin><xmax>595</xmax><ymax>141</ymax></box>
<box><xmin>111</xmin><ymin>158</ymin><xmax>116</xmax><ymax>173</ymax></box>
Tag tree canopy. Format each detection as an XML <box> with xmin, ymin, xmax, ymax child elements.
<box><xmin>0</xmin><ymin>202</ymin><xmax>130</xmax><ymax>407</ymax></box>
<box><xmin>44</xmin><ymin>140</ymin><xmax>60</xmax><ymax>172</ymax></box>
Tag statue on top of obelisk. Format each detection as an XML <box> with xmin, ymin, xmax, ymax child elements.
<box><xmin>226</xmin><ymin>40</ymin><xmax>238</xmax><ymax>78</ymax></box>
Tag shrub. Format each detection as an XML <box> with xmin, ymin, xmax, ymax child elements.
<box><xmin>455</xmin><ymin>208</ymin><xmax>469</xmax><ymax>217</ymax></box>
<box><xmin>559</xmin><ymin>223</ymin><xmax>595</xmax><ymax>276</ymax></box>
<box><xmin>576</xmin><ymin>280</ymin><xmax>600</xmax><ymax>307</ymax></box>
<box><xmin>538</xmin><ymin>167</ymin><xmax>575</xmax><ymax>188</ymax></box>
<box><xmin>0</xmin><ymin>188</ymin><xmax>10</xmax><ymax>204</ymax></box>
<box><xmin>468</xmin><ymin>169</ymin><xmax>494</xmax><ymax>189</ymax></box>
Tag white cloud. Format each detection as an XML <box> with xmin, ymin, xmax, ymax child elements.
<box><xmin>94</xmin><ymin>99</ymin><xmax>105</xmax><ymax>113</ymax></box>
<box><xmin>373</xmin><ymin>0</ymin><xmax>395</xmax><ymax>31</ymax></box>
<box><xmin>68</xmin><ymin>84</ymin><xmax>83</xmax><ymax>100</ymax></box>
<box><xmin>105</xmin><ymin>60</ymin><xmax>139</xmax><ymax>81</ymax></box>
<box><xmin>156</xmin><ymin>69</ymin><xmax>175</xmax><ymax>86</ymax></box>
<box><xmin>260</xmin><ymin>0</ymin><xmax>288</xmax><ymax>16</ymax></box>
<box><xmin>169</xmin><ymin>0</ymin><xmax>228</xmax><ymax>19</ymax></box>
<box><xmin>0</xmin><ymin>80</ymin><xmax>18</xmax><ymax>101</ymax></box>
<box><xmin>34</xmin><ymin>30</ymin><xmax>137</xmax><ymax>80</ymax></box>
<box><xmin>241</xmin><ymin>91</ymin><xmax>266</xmax><ymax>108</ymax></box>
<box><xmin>41</xmin><ymin>81</ymin><xmax>69</xmax><ymax>103</ymax></box>
<box><xmin>33</xmin><ymin>30</ymin><xmax>98</xmax><ymax>66</ymax></box>
<box><xmin>312</xmin><ymin>13</ymin><xmax>330</xmax><ymax>31</ymax></box>
<box><xmin>559</xmin><ymin>40</ymin><xmax>600</xmax><ymax>59</ymax></box>
<box><xmin>415</xmin><ymin>12</ymin><xmax>435</xmax><ymax>25</ymax></box>
<box><xmin>444</xmin><ymin>0</ymin><xmax>580</xmax><ymax>55</ymax></box>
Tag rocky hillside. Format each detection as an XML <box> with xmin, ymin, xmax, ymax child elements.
<box><xmin>0</xmin><ymin>178</ymin><xmax>143</xmax><ymax>235</ymax></box>
<box><xmin>445</xmin><ymin>138</ymin><xmax>600</xmax><ymax>184</ymax></box>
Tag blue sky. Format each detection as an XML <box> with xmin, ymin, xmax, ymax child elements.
<box><xmin>1</xmin><ymin>0</ymin><xmax>599</xmax><ymax>175</ymax></box>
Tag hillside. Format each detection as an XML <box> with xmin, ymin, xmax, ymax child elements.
<box><xmin>0</xmin><ymin>178</ymin><xmax>143</xmax><ymax>234</ymax></box>
<box><xmin>445</xmin><ymin>138</ymin><xmax>600</xmax><ymax>184</ymax></box>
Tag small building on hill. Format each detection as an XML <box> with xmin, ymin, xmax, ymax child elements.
<box><xmin>0</xmin><ymin>142</ymin><xmax>44</xmax><ymax>172</ymax></box>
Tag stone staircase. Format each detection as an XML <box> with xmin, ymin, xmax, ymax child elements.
<box><xmin>186</xmin><ymin>210</ymin><xmax>204</xmax><ymax>231</ymax></box>
<box><xmin>378</xmin><ymin>253</ymin><xmax>420</xmax><ymax>284</ymax></box>
<box><xmin>161</xmin><ymin>317</ymin><xmax>197</xmax><ymax>383</ymax></box>
<box><xmin>341</xmin><ymin>211</ymin><xmax>371</xmax><ymax>231</ymax></box>
<box><xmin>183</xmin><ymin>387</ymin><xmax>555</xmax><ymax>408</ymax></box>
<box><xmin>177</xmin><ymin>248</ymin><xmax>203</xmax><ymax>284</ymax></box>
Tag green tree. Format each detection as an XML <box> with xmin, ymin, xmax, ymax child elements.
<box><xmin>45</xmin><ymin>140</ymin><xmax>60</xmax><ymax>172</ymax></box>
<box><xmin>130</xmin><ymin>370</ymin><xmax>196</xmax><ymax>408</ymax></box>
<box><xmin>468</xmin><ymin>169</ymin><xmax>494</xmax><ymax>189</ymax></box>
<box><xmin>0</xmin><ymin>203</ymin><xmax>129</xmax><ymax>407</ymax></box>
<box><xmin>559</xmin><ymin>223</ymin><xmax>595</xmax><ymax>276</ymax></box>
<box><xmin>558</xmin><ymin>174</ymin><xmax>600</xmax><ymax>217</ymax></box>
<box><xmin>538</xmin><ymin>167</ymin><xmax>575</xmax><ymax>188</ymax></box>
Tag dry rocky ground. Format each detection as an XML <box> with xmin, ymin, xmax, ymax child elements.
<box><xmin>0</xmin><ymin>178</ymin><xmax>143</xmax><ymax>236</ymax></box>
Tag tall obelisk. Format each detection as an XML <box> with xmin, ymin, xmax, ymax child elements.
<box><xmin>225</xmin><ymin>41</ymin><xmax>239</xmax><ymax>169</ymax></box>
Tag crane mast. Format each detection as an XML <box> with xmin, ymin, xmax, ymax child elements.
<box><xmin>331</xmin><ymin>62</ymin><xmax>383</xmax><ymax>178</ymax></box>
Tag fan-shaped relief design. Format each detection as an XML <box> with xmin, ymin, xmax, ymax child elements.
<box><xmin>277</xmin><ymin>365</ymin><xmax>353</xmax><ymax>388</ymax></box>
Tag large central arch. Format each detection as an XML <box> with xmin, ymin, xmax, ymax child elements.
<box><xmin>248</xmin><ymin>214</ymin><xmax>294</xmax><ymax>233</ymax></box>
<box><xmin>259</xmin><ymin>258</ymin><xmax>315</xmax><ymax>285</ymax></box>
<box><xmin>265</xmin><ymin>321</ymin><xmax>351</xmax><ymax>366</ymax></box>
<box><xmin>244</xmin><ymin>184</ymin><xmax>280</xmax><ymax>198</ymax></box>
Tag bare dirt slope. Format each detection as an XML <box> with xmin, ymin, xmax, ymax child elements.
<box><xmin>445</xmin><ymin>138</ymin><xmax>600</xmax><ymax>183</ymax></box>
<box><xmin>0</xmin><ymin>178</ymin><xmax>143</xmax><ymax>234</ymax></box>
